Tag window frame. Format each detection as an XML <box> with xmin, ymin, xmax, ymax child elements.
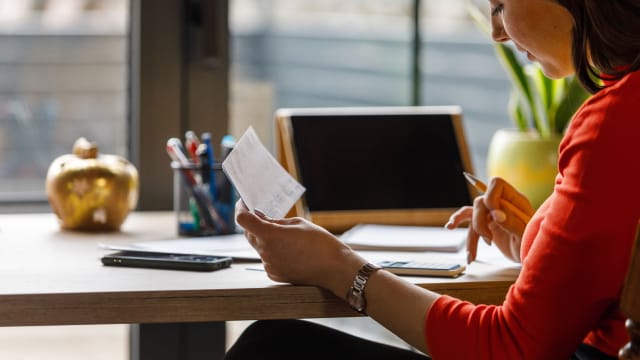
<box><xmin>0</xmin><ymin>0</ymin><xmax>229</xmax><ymax>213</ymax></box>
<box><xmin>129</xmin><ymin>0</ymin><xmax>230</xmax><ymax>210</ymax></box>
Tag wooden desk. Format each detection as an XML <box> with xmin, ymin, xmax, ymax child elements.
<box><xmin>0</xmin><ymin>212</ymin><xmax>519</xmax><ymax>358</ymax></box>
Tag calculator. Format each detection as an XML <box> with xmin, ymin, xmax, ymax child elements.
<box><xmin>378</xmin><ymin>260</ymin><xmax>466</xmax><ymax>278</ymax></box>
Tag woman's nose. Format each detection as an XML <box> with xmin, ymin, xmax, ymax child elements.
<box><xmin>491</xmin><ymin>19</ymin><xmax>510</xmax><ymax>43</ymax></box>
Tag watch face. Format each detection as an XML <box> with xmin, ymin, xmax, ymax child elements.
<box><xmin>346</xmin><ymin>262</ymin><xmax>380</xmax><ymax>314</ymax></box>
<box><xmin>355</xmin><ymin>297</ymin><xmax>366</xmax><ymax>312</ymax></box>
<box><xmin>347</xmin><ymin>289</ymin><xmax>366</xmax><ymax>313</ymax></box>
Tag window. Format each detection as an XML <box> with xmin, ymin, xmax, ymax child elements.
<box><xmin>0</xmin><ymin>0</ymin><xmax>128</xmax><ymax>209</ymax></box>
<box><xmin>229</xmin><ymin>0</ymin><xmax>511</xmax><ymax>178</ymax></box>
<box><xmin>0</xmin><ymin>0</ymin><xmax>231</xmax><ymax>212</ymax></box>
<box><xmin>0</xmin><ymin>0</ymin><xmax>511</xmax><ymax>211</ymax></box>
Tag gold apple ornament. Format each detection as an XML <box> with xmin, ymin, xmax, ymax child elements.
<box><xmin>46</xmin><ymin>137</ymin><xmax>139</xmax><ymax>231</ymax></box>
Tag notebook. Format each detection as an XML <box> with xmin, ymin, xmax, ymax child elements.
<box><xmin>340</xmin><ymin>224</ymin><xmax>466</xmax><ymax>252</ymax></box>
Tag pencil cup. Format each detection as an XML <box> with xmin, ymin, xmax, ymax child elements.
<box><xmin>171</xmin><ymin>161</ymin><xmax>236</xmax><ymax>236</ymax></box>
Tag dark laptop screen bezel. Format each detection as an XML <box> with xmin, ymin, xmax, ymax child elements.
<box><xmin>276</xmin><ymin>106</ymin><xmax>476</xmax><ymax>232</ymax></box>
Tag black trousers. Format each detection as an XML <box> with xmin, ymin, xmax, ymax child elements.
<box><xmin>224</xmin><ymin>319</ymin><xmax>429</xmax><ymax>360</ymax></box>
<box><xmin>224</xmin><ymin>319</ymin><xmax>617</xmax><ymax>360</ymax></box>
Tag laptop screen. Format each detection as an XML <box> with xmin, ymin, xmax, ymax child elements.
<box><xmin>284</xmin><ymin>107</ymin><xmax>473</xmax><ymax>212</ymax></box>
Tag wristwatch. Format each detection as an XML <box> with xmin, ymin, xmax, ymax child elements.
<box><xmin>345</xmin><ymin>262</ymin><xmax>382</xmax><ymax>314</ymax></box>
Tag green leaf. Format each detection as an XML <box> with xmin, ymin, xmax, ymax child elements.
<box><xmin>547</xmin><ymin>78</ymin><xmax>568</xmax><ymax>134</ymax></box>
<box><xmin>495</xmin><ymin>43</ymin><xmax>539</xmax><ymax>129</ymax></box>
<box><xmin>508</xmin><ymin>89</ymin><xmax>528</xmax><ymax>132</ymax></box>
<box><xmin>466</xmin><ymin>0</ymin><xmax>491</xmax><ymax>36</ymax></box>
<box><xmin>525</xmin><ymin>65</ymin><xmax>551</xmax><ymax>137</ymax></box>
<box><xmin>554</xmin><ymin>76</ymin><xmax>591</xmax><ymax>134</ymax></box>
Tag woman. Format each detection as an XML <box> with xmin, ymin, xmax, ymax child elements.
<box><xmin>225</xmin><ymin>1</ymin><xmax>640</xmax><ymax>359</ymax></box>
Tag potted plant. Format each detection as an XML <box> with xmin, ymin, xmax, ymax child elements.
<box><xmin>467</xmin><ymin>1</ymin><xmax>591</xmax><ymax>208</ymax></box>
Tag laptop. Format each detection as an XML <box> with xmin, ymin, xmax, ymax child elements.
<box><xmin>275</xmin><ymin>106</ymin><xmax>476</xmax><ymax>233</ymax></box>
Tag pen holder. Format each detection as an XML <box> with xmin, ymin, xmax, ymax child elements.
<box><xmin>172</xmin><ymin>161</ymin><xmax>236</xmax><ymax>236</ymax></box>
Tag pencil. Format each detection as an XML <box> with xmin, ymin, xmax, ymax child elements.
<box><xmin>463</xmin><ymin>172</ymin><xmax>532</xmax><ymax>223</ymax></box>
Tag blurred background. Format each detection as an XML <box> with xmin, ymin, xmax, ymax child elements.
<box><xmin>0</xmin><ymin>1</ymin><xmax>512</xmax><ymax>359</ymax></box>
<box><xmin>0</xmin><ymin>0</ymin><xmax>509</xmax><ymax>211</ymax></box>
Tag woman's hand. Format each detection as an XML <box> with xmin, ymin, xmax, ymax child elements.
<box><xmin>446</xmin><ymin>177</ymin><xmax>535</xmax><ymax>264</ymax></box>
<box><xmin>235</xmin><ymin>201</ymin><xmax>365</xmax><ymax>297</ymax></box>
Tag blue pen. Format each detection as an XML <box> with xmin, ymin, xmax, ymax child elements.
<box><xmin>218</xmin><ymin>134</ymin><xmax>236</xmax><ymax>226</ymax></box>
<box><xmin>201</xmin><ymin>132</ymin><xmax>217</xmax><ymax>202</ymax></box>
<box><xmin>218</xmin><ymin>134</ymin><xmax>236</xmax><ymax>204</ymax></box>
<box><xmin>220</xmin><ymin>134</ymin><xmax>236</xmax><ymax>159</ymax></box>
<box><xmin>196</xmin><ymin>143</ymin><xmax>210</xmax><ymax>185</ymax></box>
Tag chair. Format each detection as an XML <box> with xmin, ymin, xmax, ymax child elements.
<box><xmin>619</xmin><ymin>224</ymin><xmax>640</xmax><ymax>359</ymax></box>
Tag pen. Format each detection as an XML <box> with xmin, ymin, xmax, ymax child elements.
<box><xmin>220</xmin><ymin>134</ymin><xmax>236</xmax><ymax>160</ymax></box>
<box><xmin>185</xmin><ymin>130</ymin><xmax>201</xmax><ymax>165</ymax></box>
<box><xmin>166</xmin><ymin>138</ymin><xmax>198</xmax><ymax>186</ymax></box>
<box><xmin>462</xmin><ymin>172</ymin><xmax>532</xmax><ymax>223</ymax></box>
<box><xmin>189</xmin><ymin>197</ymin><xmax>201</xmax><ymax>231</ymax></box>
<box><xmin>201</xmin><ymin>132</ymin><xmax>217</xmax><ymax>202</ymax></box>
<box><xmin>218</xmin><ymin>134</ymin><xmax>236</xmax><ymax>226</ymax></box>
<box><xmin>218</xmin><ymin>135</ymin><xmax>235</xmax><ymax>204</ymax></box>
<box><xmin>167</xmin><ymin>138</ymin><xmax>228</xmax><ymax>232</ymax></box>
<box><xmin>196</xmin><ymin>143</ymin><xmax>211</xmax><ymax>185</ymax></box>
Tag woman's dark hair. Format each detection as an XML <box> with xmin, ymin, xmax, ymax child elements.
<box><xmin>556</xmin><ymin>0</ymin><xmax>640</xmax><ymax>93</ymax></box>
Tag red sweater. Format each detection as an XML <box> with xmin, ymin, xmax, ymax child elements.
<box><xmin>426</xmin><ymin>69</ymin><xmax>640</xmax><ymax>359</ymax></box>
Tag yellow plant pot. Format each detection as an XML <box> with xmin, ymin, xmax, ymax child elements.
<box><xmin>487</xmin><ymin>129</ymin><xmax>561</xmax><ymax>209</ymax></box>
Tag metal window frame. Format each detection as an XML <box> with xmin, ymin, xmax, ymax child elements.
<box><xmin>129</xmin><ymin>0</ymin><xmax>229</xmax><ymax>210</ymax></box>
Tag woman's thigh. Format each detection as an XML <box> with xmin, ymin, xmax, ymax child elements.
<box><xmin>224</xmin><ymin>319</ymin><xmax>431</xmax><ymax>360</ymax></box>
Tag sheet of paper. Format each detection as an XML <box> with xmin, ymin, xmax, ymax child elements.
<box><xmin>340</xmin><ymin>224</ymin><xmax>467</xmax><ymax>252</ymax></box>
<box><xmin>222</xmin><ymin>126</ymin><xmax>305</xmax><ymax>219</ymax></box>
<box><xmin>98</xmin><ymin>229</ymin><xmax>519</xmax><ymax>270</ymax></box>
<box><xmin>99</xmin><ymin>234</ymin><xmax>261</xmax><ymax>261</ymax></box>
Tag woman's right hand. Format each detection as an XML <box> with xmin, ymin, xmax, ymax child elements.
<box><xmin>446</xmin><ymin>177</ymin><xmax>535</xmax><ymax>264</ymax></box>
<box><xmin>234</xmin><ymin>200</ymin><xmax>366</xmax><ymax>297</ymax></box>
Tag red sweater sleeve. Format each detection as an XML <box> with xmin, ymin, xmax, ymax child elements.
<box><xmin>426</xmin><ymin>70</ymin><xmax>640</xmax><ymax>360</ymax></box>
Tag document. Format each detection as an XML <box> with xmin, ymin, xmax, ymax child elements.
<box><xmin>99</xmin><ymin>234</ymin><xmax>261</xmax><ymax>261</ymax></box>
<box><xmin>340</xmin><ymin>224</ymin><xmax>467</xmax><ymax>252</ymax></box>
<box><xmin>222</xmin><ymin>126</ymin><xmax>305</xmax><ymax>219</ymax></box>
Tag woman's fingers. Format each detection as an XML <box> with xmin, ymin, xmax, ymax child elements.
<box><xmin>448</xmin><ymin>177</ymin><xmax>531</xmax><ymax>264</ymax></box>
<box><xmin>466</xmin><ymin>228</ymin><xmax>481</xmax><ymax>264</ymax></box>
<box><xmin>490</xmin><ymin>208</ymin><xmax>528</xmax><ymax>239</ymax></box>
<box><xmin>244</xmin><ymin>230</ymin><xmax>256</xmax><ymax>244</ymax></box>
<box><xmin>236</xmin><ymin>203</ymin><xmax>286</xmax><ymax>232</ymax></box>
<box><xmin>446</xmin><ymin>206</ymin><xmax>473</xmax><ymax>229</ymax></box>
<box><xmin>262</xmin><ymin>263</ymin><xmax>287</xmax><ymax>282</ymax></box>
<box><xmin>448</xmin><ymin>203</ymin><xmax>495</xmax><ymax>263</ymax></box>
<box><xmin>236</xmin><ymin>208</ymin><xmax>264</xmax><ymax>232</ymax></box>
<box><xmin>487</xmin><ymin>222</ymin><xmax>521</xmax><ymax>262</ymax></box>
<box><xmin>485</xmin><ymin>178</ymin><xmax>534</xmax><ymax>232</ymax></box>
<box><xmin>471</xmin><ymin>196</ymin><xmax>493</xmax><ymax>241</ymax></box>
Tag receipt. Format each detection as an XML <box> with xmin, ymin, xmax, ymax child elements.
<box><xmin>221</xmin><ymin>126</ymin><xmax>305</xmax><ymax>219</ymax></box>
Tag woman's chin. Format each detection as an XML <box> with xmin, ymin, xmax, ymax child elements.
<box><xmin>539</xmin><ymin>62</ymin><xmax>575</xmax><ymax>79</ymax></box>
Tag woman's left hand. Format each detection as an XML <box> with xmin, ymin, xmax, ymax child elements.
<box><xmin>446</xmin><ymin>177</ymin><xmax>532</xmax><ymax>264</ymax></box>
<box><xmin>235</xmin><ymin>201</ymin><xmax>365</xmax><ymax>295</ymax></box>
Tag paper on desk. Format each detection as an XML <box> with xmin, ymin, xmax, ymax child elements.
<box><xmin>222</xmin><ymin>126</ymin><xmax>305</xmax><ymax>219</ymax></box>
<box><xmin>99</xmin><ymin>234</ymin><xmax>261</xmax><ymax>261</ymax></box>
<box><xmin>340</xmin><ymin>224</ymin><xmax>467</xmax><ymax>252</ymax></box>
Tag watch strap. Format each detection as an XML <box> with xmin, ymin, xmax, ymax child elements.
<box><xmin>345</xmin><ymin>262</ymin><xmax>381</xmax><ymax>314</ymax></box>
